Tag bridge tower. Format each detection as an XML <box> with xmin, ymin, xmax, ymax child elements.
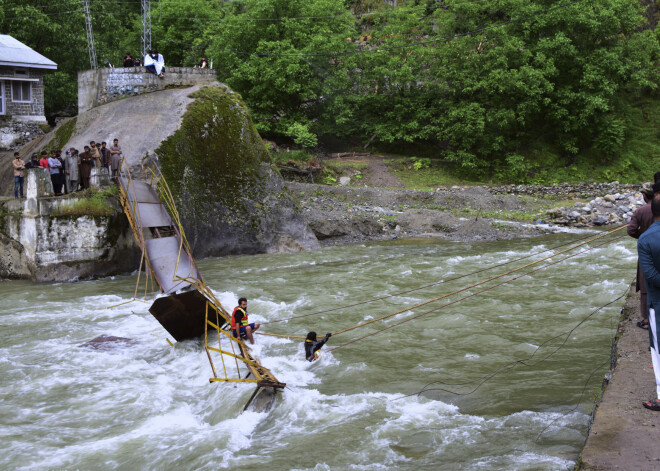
<box><xmin>141</xmin><ymin>0</ymin><xmax>152</xmax><ymax>59</ymax></box>
<box><xmin>82</xmin><ymin>0</ymin><xmax>97</xmax><ymax>69</ymax></box>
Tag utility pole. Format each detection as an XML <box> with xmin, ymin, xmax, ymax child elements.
<box><xmin>141</xmin><ymin>0</ymin><xmax>151</xmax><ymax>59</ymax></box>
<box><xmin>82</xmin><ymin>0</ymin><xmax>97</xmax><ymax>69</ymax></box>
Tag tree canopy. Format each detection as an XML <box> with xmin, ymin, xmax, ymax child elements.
<box><xmin>0</xmin><ymin>0</ymin><xmax>657</xmax><ymax>178</ymax></box>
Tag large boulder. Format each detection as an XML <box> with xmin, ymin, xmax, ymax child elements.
<box><xmin>156</xmin><ymin>85</ymin><xmax>319</xmax><ymax>257</ymax></box>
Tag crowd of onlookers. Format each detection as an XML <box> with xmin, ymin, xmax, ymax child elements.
<box><xmin>11</xmin><ymin>139</ymin><xmax>122</xmax><ymax>198</ymax></box>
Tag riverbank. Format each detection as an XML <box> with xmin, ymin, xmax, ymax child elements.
<box><xmin>288</xmin><ymin>181</ymin><xmax>625</xmax><ymax>246</ymax></box>
<box><xmin>289</xmin><ymin>181</ymin><xmax>559</xmax><ymax>246</ymax></box>
<box><xmin>578</xmin><ymin>286</ymin><xmax>660</xmax><ymax>470</ymax></box>
<box><xmin>283</xmin><ymin>153</ymin><xmax>649</xmax><ymax>246</ymax></box>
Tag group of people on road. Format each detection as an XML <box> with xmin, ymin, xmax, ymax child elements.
<box><xmin>628</xmin><ymin>173</ymin><xmax>660</xmax><ymax>411</ymax></box>
<box><xmin>230</xmin><ymin>297</ymin><xmax>331</xmax><ymax>362</ymax></box>
<box><xmin>10</xmin><ymin>138</ymin><xmax>123</xmax><ymax>197</ymax></box>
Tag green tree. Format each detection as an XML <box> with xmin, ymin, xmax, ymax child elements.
<box><xmin>208</xmin><ymin>0</ymin><xmax>355</xmax><ymax>143</ymax></box>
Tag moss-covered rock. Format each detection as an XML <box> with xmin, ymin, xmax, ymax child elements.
<box><xmin>156</xmin><ymin>85</ymin><xmax>319</xmax><ymax>257</ymax></box>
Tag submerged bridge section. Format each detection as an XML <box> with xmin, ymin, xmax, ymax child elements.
<box><xmin>117</xmin><ymin>161</ymin><xmax>284</xmax><ymax>410</ymax></box>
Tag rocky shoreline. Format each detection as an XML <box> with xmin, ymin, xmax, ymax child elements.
<box><xmin>289</xmin><ymin>182</ymin><xmax>561</xmax><ymax>246</ymax></box>
<box><xmin>544</xmin><ymin>191</ymin><xmax>645</xmax><ymax>227</ymax></box>
<box><xmin>288</xmin><ymin>181</ymin><xmax>646</xmax><ymax>246</ymax></box>
<box><xmin>489</xmin><ymin>181</ymin><xmax>641</xmax><ymax>199</ymax></box>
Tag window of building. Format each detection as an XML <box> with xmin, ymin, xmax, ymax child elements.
<box><xmin>14</xmin><ymin>69</ymin><xmax>28</xmax><ymax>77</ymax></box>
<box><xmin>12</xmin><ymin>81</ymin><xmax>31</xmax><ymax>103</ymax></box>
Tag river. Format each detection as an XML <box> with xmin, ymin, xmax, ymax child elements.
<box><xmin>0</xmin><ymin>231</ymin><xmax>636</xmax><ymax>470</ymax></box>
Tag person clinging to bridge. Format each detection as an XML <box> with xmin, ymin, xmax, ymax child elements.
<box><xmin>637</xmin><ymin>193</ymin><xmax>660</xmax><ymax>411</ymax></box>
<box><xmin>231</xmin><ymin>297</ymin><xmax>260</xmax><ymax>345</ymax></box>
<box><xmin>305</xmin><ymin>332</ymin><xmax>332</xmax><ymax>362</ymax></box>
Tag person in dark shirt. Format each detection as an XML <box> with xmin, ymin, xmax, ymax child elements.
<box><xmin>100</xmin><ymin>141</ymin><xmax>109</xmax><ymax>168</ymax></box>
<box><xmin>24</xmin><ymin>153</ymin><xmax>41</xmax><ymax>169</ymax></box>
<box><xmin>199</xmin><ymin>56</ymin><xmax>208</xmax><ymax>68</ymax></box>
<box><xmin>629</xmin><ymin>183</ymin><xmax>655</xmax><ymax>329</ymax></box>
<box><xmin>305</xmin><ymin>331</ymin><xmax>332</xmax><ymax>361</ymax></box>
<box><xmin>123</xmin><ymin>53</ymin><xmax>134</xmax><ymax>67</ymax></box>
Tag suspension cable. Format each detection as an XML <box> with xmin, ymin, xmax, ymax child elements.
<box><xmin>260</xmin><ymin>228</ymin><xmax>617</xmax><ymax>326</ymax></box>
<box><xmin>258</xmin><ymin>226</ymin><xmax>626</xmax><ymax>340</ymax></box>
<box><xmin>326</xmin><ymin>233</ymin><xmax>627</xmax><ymax>352</ymax></box>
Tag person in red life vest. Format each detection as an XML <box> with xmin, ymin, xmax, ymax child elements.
<box><xmin>231</xmin><ymin>297</ymin><xmax>260</xmax><ymax>344</ymax></box>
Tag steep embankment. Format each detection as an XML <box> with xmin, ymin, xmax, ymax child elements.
<box><xmin>60</xmin><ymin>83</ymin><xmax>319</xmax><ymax>257</ymax></box>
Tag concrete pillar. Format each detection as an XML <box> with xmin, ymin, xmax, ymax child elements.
<box><xmin>90</xmin><ymin>167</ymin><xmax>111</xmax><ymax>188</ymax></box>
<box><xmin>23</xmin><ymin>168</ymin><xmax>52</xmax><ymax>216</ymax></box>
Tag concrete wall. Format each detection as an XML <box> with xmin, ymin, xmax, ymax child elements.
<box><xmin>0</xmin><ymin>169</ymin><xmax>139</xmax><ymax>281</ymax></box>
<box><xmin>78</xmin><ymin>67</ymin><xmax>217</xmax><ymax>113</ymax></box>
<box><xmin>0</xmin><ymin>66</ymin><xmax>46</xmax><ymax>121</ymax></box>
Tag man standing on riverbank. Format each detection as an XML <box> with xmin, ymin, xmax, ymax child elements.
<box><xmin>109</xmin><ymin>138</ymin><xmax>122</xmax><ymax>182</ymax></box>
<box><xmin>628</xmin><ymin>184</ymin><xmax>654</xmax><ymax>329</ymax></box>
<box><xmin>48</xmin><ymin>150</ymin><xmax>63</xmax><ymax>195</ymax></box>
<box><xmin>12</xmin><ymin>152</ymin><xmax>25</xmax><ymax>198</ymax></box>
<box><xmin>65</xmin><ymin>149</ymin><xmax>79</xmax><ymax>192</ymax></box>
<box><xmin>636</xmin><ymin>194</ymin><xmax>660</xmax><ymax>411</ymax></box>
<box><xmin>79</xmin><ymin>146</ymin><xmax>93</xmax><ymax>190</ymax></box>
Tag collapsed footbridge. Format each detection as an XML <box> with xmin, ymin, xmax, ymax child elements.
<box><xmin>117</xmin><ymin>161</ymin><xmax>285</xmax><ymax>410</ymax></box>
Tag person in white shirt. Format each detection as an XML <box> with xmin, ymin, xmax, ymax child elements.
<box><xmin>144</xmin><ymin>50</ymin><xmax>165</xmax><ymax>78</ymax></box>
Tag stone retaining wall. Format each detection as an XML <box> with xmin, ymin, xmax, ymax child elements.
<box><xmin>490</xmin><ymin>182</ymin><xmax>641</xmax><ymax>199</ymax></box>
<box><xmin>0</xmin><ymin>169</ymin><xmax>138</xmax><ymax>281</ymax></box>
<box><xmin>0</xmin><ymin>120</ymin><xmax>45</xmax><ymax>150</ymax></box>
<box><xmin>78</xmin><ymin>67</ymin><xmax>217</xmax><ymax>113</ymax></box>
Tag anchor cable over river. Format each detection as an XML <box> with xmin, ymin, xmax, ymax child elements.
<box><xmin>256</xmin><ymin>226</ymin><xmax>627</xmax><ymax>343</ymax></box>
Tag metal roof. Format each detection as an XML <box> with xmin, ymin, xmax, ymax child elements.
<box><xmin>0</xmin><ymin>35</ymin><xmax>57</xmax><ymax>70</ymax></box>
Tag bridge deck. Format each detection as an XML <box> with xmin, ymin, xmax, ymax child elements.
<box><xmin>118</xmin><ymin>175</ymin><xmax>199</xmax><ymax>295</ymax></box>
<box><xmin>117</xmin><ymin>164</ymin><xmax>284</xmax><ymax>410</ymax></box>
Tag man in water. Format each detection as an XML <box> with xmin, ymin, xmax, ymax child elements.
<box><xmin>637</xmin><ymin>193</ymin><xmax>660</xmax><ymax>411</ymax></box>
<box><xmin>231</xmin><ymin>297</ymin><xmax>260</xmax><ymax>345</ymax></box>
<box><xmin>305</xmin><ymin>332</ymin><xmax>332</xmax><ymax>361</ymax></box>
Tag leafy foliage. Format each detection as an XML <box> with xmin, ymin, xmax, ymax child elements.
<box><xmin>0</xmin><ymin>0</ymin><xmax>657</xmax><ymax>182</ymax></box>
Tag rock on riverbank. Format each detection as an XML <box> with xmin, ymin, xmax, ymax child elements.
<box><xmin>544</xmin><ymin>191</ymin><xmax>645</xmax><ymax>227</ymax></box>
<box><xmin>490</xmin><ymin>182</ymin><xmax>640</xmax><ymax>199</ymax></box>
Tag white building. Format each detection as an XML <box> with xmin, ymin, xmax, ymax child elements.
<box><xmin>0</xmin><ymin>34</ymin><xmax>57</xmax><ymax>122</ymax></box>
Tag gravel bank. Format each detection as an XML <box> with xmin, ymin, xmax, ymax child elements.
<box><xmin>287</xmin><ymin>182</ymin><xmax>559</xmax><ymax>246</ymax></box>
<box><xmin>489</xmin><ymin>181</ymin><xmax>641</xmax><ymax>199</ymax></box>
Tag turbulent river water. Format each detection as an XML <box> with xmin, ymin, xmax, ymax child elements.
<box><xmin>1</xmin><ymin>230</ymin><xmax>637</xmax><ymax>470</ymax></box>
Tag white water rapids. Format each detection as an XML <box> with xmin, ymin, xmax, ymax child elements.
<box><xmin>0</xmin><ymin>232</ymin><xmax>636</xmax><ymax>470</ymax></box>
